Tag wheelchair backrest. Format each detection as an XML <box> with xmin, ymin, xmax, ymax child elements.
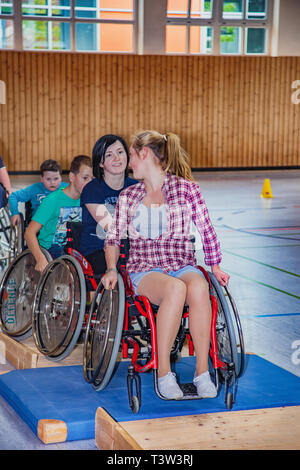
<box><xmin>65</xmin><ymin>221</ymin><xmax>83</xmax><ymax>252</ymax></box>
<box><xmin>24</xmin><ymin>201</ymin><xmax>33</xmax><ymax>227</ymax></box>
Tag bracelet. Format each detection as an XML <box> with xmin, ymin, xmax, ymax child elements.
<box><xmin>106</xmin><ymin>268</ymin><xmax>117</xmax><ymax>273</ymax></box>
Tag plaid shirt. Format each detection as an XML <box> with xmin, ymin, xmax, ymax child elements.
<box><xmin>105</xmin><ymin>172</ymin><xmax>222</xmax><ymax>273</ymax></box>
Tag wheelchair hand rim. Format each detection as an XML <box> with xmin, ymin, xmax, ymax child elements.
<box><xmin>32</xmin><ymin>255</ymin><xmax>86</xmax><ymax>360</ymax></box>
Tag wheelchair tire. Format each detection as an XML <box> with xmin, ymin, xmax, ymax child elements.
<box><xmin>130</xmin><ymin>395</ymin><xmax>140</xmax><ymax>414</ymax></box>
<box><xmin>0</xmin><ymin>248</ymin><xmax>52</xmax><ymax>340</ymax></box>
<box><xmin>32</xmin><ymin>255</ymin><xmax>86</xmax><ymax>361</ymax></box>
<box><xmin>8</xmin><ymin>214</ymin><xmax>25</xmax><ymax>264</ymax></box>
<box><xmin>0</xmin><ymin>207</ymin><xmax>14</xmax><ymax>274</ymax></box>
<box><xmin>208</xmin><ymin>272</ymin><xmax>245</xmax><ymax>380</ymax></box>
<box><xmin>83</xmin><ymin>273</ymin><xmax>125</xmax><ymax>391</ymax></box>
<box><xmin>224</xmin><ymin>284</ymin><xmax>245</xmax><ymax>378</ymax></box>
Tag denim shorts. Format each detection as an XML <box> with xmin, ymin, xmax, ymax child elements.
<box><xmin>129</xmin><ymin>265</ymin><xmax>205</xmax><ymax>295</ymax></box>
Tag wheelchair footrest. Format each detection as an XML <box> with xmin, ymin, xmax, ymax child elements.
<box><xmin>178</xmin><ymin>382</ymin><xmax>198</xmax><ymax>398</ymax></box>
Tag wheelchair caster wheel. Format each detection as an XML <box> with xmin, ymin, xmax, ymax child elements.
<box><xmin>127</xmin><ymin>365</ymin><xmax>141</xmax><ymax>413</ymax></box>
<box><xmin>130</xmin><ymin>395</ymin><xmax>140</xmax><ymax>414</ymax></box>
<box><xmin>226</xmin><ymin>392</ymin><xmax>234</xmax><ymax>410</ymax></box>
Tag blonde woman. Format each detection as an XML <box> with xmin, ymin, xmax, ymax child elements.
<box><xmin>102</xmin><ymin>130</ymin><xmax>229</xmax><ymax>400</ymax></box>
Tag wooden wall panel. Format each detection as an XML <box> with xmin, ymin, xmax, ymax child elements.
<box><xmin>0</xmin><ymin>51</ymin><xmax>300</xmax><ymax>172</ymax></box>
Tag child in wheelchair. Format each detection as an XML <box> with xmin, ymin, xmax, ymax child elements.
<box><xmin>24</xmin><ymin>155</ymin><xmax>93</xmax><ymax>272</ymax></box>
<box><xmin>102</xmin><ymin>130</ymin><xmax>230</xmax><ymax>400</ymax></box>
<box><xmin>9</xmin><ymin>159</ymin><xmax>67</xmax><ymax>227</ymax></box>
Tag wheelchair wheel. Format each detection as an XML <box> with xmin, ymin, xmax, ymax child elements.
<box><xmin>0</xmin><ymin>248</ymin><xmax>52</xmax><ymax>340</ymax></box>
<box><xmin>8</xmin><ymin>215</ymin><xmax>25</xmax><ymax>264</ymax></box>
<box><xmin>0</xmin><ymin>207</ymin><xmax>13</xmax><ymax>274</ymax></box>
<box><xmin>83</xmin><ymin>273</ymin><xmax>125</xmax><ymax>391</ymax></box>
<box><xmin>32</xmin><ymin>255</ymin><xmax>86</xmax><ymax>361</ymax></box>
<box><xmin>208</xmin><ymin>272</ymin><xmax>245</xmax><ymax>380</ymax></box>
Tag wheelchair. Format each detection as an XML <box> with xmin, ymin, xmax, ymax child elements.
<box><xmin>0</xmin><ymin>196</ymin><xmax>33</xmax><ymax>278</ymax></box>
<box><xmin>0</xmin><ymin>247</ymin><xmax>53</xmax><ymax>340</ymax></box>
<box><xmin>0</xmin><ymin>207</ymin><xmax>24</xmax><ymax>276</ymax></box>
<box><xmin>82</xmin><ymin>262</ymin><xmax>245</xmax><ymax>413</ymax></box>
<box><xmin>0</xmin><ymin>202</ymin><xmax>45</xmax><ymax>339</ymax></box>
<box><xmin>0</xmin><ymin>221</ymin><xmax>100</xmax><ymax>351</ymax></box>
<box><xmin>0</xmin><ymin>219</ymin><xmax>245</xmax><ymax>412</ymax></box>
<box><xmin>0</xmin><ymin>183</ymin><xmax>23</xmax><ymax>274</ymax></box>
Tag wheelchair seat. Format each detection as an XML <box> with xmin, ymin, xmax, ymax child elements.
<box><xmin>65</xmin><ymin>220</ymin><xmax>82</xmax><ymax>252</ymax></box>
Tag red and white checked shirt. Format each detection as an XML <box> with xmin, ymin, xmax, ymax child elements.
<box><xmin>105</xmin><ymin>172</ymin><xmax>222</xmax><ymax>273</ymax></box>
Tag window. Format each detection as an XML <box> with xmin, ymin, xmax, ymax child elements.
<box><xmin>0</xmin><ymin>1</ymin><xmax>271</xmax><ymax>54</ymax></box>
<box><xmin>220</xmin><ymin>26</ymin><xmax>242</xmax><ymax>54</ymax></box>
<box><xmin>0</xmin><ymin>1</ymin><xmax>14</xmax><ymax>48</ymax></box>
<box><xmin>0</xmin><ymin>0</ymin><xmax>137</xmax><ymax>52</ymax></box>
<box><xmin>221</xmin><ymin>0</ymin><xmax>268</xmax><ymax>54</ymax></box>
<box><xmin>167</xmin><ymin>0</ymin><xmax>213</xmax><ymax>18</ymax></box>
<box><xmin>166</xmin><ymin>0</ymin><xmax>214</xmax><ymax>54</ymax></box>
<box><xmin>166</xmin><ymin>0</ymin><xmax>270</xmax><ymax>55</ymax></box>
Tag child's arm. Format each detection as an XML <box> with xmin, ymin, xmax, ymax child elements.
<box><xmin>9</xmin><ymin>184</ymin><xmax>37</xmax><ymax>224</ymax></box>
<box><xmin>10</xmin><ymin>214</ymin><xmax>21</xmax><ymax>226</ymax></box>
<box><xmin>24</xmin><ymin>220</ymin><xmax>49</xmax><ymax>273</ymax></box>
<box><xmin>101</xmin><ymin>245</ymin><xmax>120</xmax><ymax>289</ymax></box>
<box><xmin>0</xmin><ymin>167</ymin><xmax>12</xmax><ymax>195</ymax></box>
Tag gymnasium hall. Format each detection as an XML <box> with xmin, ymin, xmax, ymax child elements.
<box><xmin>0</xmin><ymin>0</ymin><xmax>299</xmax><ymax>452</ymax></box>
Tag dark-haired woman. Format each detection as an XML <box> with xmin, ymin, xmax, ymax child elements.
<box><xmin>79</xmin><ymin>134</ymin><xmax>137</xmax><ymax>277</ymax></box>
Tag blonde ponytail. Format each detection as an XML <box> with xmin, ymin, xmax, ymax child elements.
<box><xmin>164</xmin><ymin>132</ymin><xmax>193</xmax><ymax>181</ymax></box>
<box><xmin>131</xmin><ymin>130</ymin><xmax>194</xmax><ymax>181</ymax></box>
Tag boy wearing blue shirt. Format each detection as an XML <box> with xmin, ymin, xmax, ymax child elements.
<box><xmin>9</xmin><ymin>159</ymin><xmax>67</xmax><ymax>226</ymax></box>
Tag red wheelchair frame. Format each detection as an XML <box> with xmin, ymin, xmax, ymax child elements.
<box><xmin>115</xmin><ymin>262</ymin><xmax>243</xmax><ymax>412</ymax></box>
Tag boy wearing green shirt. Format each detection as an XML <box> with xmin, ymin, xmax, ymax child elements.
<box><xmin>25</xmin><ymin>155</ymin><xmax>93</xmax><ymax>273</ymax></box>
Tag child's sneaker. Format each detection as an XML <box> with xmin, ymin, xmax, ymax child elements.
<box><xmin>193</xmin><ymin>371</ymin><xmax>217</xmax><ymax>398</ymax></box>
<box><xmin>158</xmin><ymin>372</ymin><xmax>184</xmax><ymax>399</ymax></box>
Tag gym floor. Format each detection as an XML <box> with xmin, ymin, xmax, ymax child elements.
<box><xmin>0</xmin><ymin>168</ymin><xmax>299</xmax><ymax>450</ymax></box>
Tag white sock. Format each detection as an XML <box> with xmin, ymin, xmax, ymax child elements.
<box><xmin>193</xmin><ymin>371</ymin><xmax>217</xmax><ymax>398</ymax></box>
<box><xmin>158</xmin><ymin>372</ymin><xmax>184</xmax><ymax>399</ymax></box>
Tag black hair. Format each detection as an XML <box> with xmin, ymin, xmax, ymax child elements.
<box><xmin>92</xmin><ymin>134</ymin><xmax>129</xmax><ymax>181</ymax></box>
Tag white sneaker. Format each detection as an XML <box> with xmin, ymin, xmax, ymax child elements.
<box><xmin>158</xmin><ymin>372</ymin><xmax>184</xmax><ymax>399</ymax></box>
<box><xmin>193</xmin><ymin>371</ymin><xmax>217</xmax><ymax>398</ymax></box>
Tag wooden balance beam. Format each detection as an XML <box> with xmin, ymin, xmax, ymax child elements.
<box><xmin>95</xmin><ymin>406</ymin><xmax>300</xmax><ymax>450</ymax></box>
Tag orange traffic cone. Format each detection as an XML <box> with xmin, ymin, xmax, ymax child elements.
<box><xmin>261</xmin><ymin>178</ymin><xmax>274</xmax><ymax>198</ymax></box>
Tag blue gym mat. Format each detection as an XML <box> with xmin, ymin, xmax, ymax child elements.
<box><xmin>0</xmin><ymin>354</ymin><xmax>299</xmax><ymax>442</ymax></box>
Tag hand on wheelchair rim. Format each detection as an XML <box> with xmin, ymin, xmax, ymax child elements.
<box><xmin>35</xmin><ymin>254</ymin><xmax>49</xmax><ymax>274</ymax></box>
<box><xmin>211</xmin><ymin>266</ymin><xmax>230</xmax><ymax>287</ymax></box>
<box><xmin>101</xmin><ymin>270</ymin><xmax>118</xmax><ymax>290</ymax></box>
<box><xmin>10</xmin><ymin>214</ymin><xmax>22</xmax><ymax>226</ymax></box>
